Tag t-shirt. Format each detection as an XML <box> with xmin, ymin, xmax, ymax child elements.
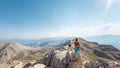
<box><xmin>74</xmin><ymin>41</ymin><xmax>80</xmax><ymax>47</ymax></box>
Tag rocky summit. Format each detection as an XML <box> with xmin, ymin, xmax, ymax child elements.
<box><xmin>23</xmin><ymin>47</ymin><xmax>120</xmax><ymax>68</ymax></box>
<box><xmin>23</xmin><ymin>38</ymin><xmax>120</xmax><ymax>68</ymax></box>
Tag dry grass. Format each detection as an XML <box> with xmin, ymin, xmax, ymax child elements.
<box><xmin>85</xmin><ymin>52</ymin><xmax>98</xmax><ymax>61</ymax></box>
<box><xmin>0</xmin><ymin>64</ymin><xmax>10</xmax><ymax>68</ymax></box>
<box><xmin>22</xmin><ymin>53</ymin><xmax>46</xmax><ymax>67</ymax></box>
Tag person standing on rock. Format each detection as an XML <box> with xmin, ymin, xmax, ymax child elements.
<box><xmin>68</xmin><ymin>40</ymin><xmax>73</xmax><ymax>51</ymax></box>
<box><xmin>74</xmin><ymin>38</ymin><xmax>84</xmax><ymax>68</ymax></box>
<box><xmin>74</xmin><ymin>38</ymin><xmax>81</xmax><ymax>54</ymax></box>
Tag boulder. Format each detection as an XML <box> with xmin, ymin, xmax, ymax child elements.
<box><xmin>33</xmin><ymin>64</ymin><xmax>45</xmax><ymax>68</ymax></box>
<box><xmin>39</xmin><ymin>48</ymin><xmax>84</xmax><ymax>68</ymax></box>
<box><xmin>10</xmin><ymin>62</ymin><xmax>22</xmax><ymax>68</ymax></box>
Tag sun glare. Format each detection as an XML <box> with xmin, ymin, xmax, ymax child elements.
<box><xmin>105</xmin><ymin>0</ymin><xmax>112</xmax><ymax>13</ymax></box>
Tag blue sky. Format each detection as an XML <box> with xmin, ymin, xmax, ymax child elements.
<box><xmin>0</xmin><ymin>0</ymin><xmax>120</xmax><ymax>39</ymax></box>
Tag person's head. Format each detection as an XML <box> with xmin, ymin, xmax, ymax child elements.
<box><xmin>75</xmin><ymin>38</ymin><xmax>78</xmax><ymax>41</ymax></box>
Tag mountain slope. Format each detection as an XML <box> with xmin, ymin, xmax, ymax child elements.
<box><xmin>85</xmin><ymin>35</ymin><xmax>120</xmax><ymax>50</ymax></box>
<box><xmin>0</xmin><ymin>42</ymin><xmax>40</xmax><ymax>64</ymax></box>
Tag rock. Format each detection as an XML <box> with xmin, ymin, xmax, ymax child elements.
<box><xmin>93</xmin><ymin>49</ymin><xmax>115</xmax><ymax>60</ymax></box>
<box><xmin>33</xmin><ymin>64</ymin><xmax>45</xmax><ymax>68</ymax></box>
<box><xmin>108</xmin><ymin>62</ymin><xmax>120</xmax><ymax>68</ymax></box>
<box><xmin>23</xmin><ymin>63</ymin><xmax>45</xmax><ymax>68</ymax></box>
<box><xmin>23</xmin><ymin>63</ymin><xmax>33</xmax><ymax>68</ymax></box>
<box><xmin>84</xmin><ymin>58</ymin><xmax>120</xmax><ymax>68</ymax></box>
<box><xmin>38</xmin><ymin>49</ymin><xmax>84</xmax><ymax>68</ymax></box>
<box><xmin>10</xmin><ymin>61</ymin><xmax>22</xmax><ymax>68</ymax></box>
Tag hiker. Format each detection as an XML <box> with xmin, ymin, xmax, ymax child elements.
<box><xmin>74</xmin><ymin>38</ymin><xmax>84</xmax><ymax>67</ymax></box>
<box><xmin>68</xmin><ymin>40</ymin><xmax>73</xmax><ymax>51</ymax></box>
<box><xmin>74</xmin><ymin>38</ymin><xmax>81</xmax><ymax>55</ymax></box>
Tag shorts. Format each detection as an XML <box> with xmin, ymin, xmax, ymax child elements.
<box><xmin>74</xmin><ymin>47</ymin><xmax>80</xmax><ymax>53</ymax></box>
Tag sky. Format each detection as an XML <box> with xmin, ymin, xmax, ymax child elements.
<box><xmin>0</xmin><ymin>0</ymin><xmax>120</xmax><ymax>39</ymax></box>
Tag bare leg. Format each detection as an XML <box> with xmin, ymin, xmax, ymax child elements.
<box><xmin>77</xmin><ymin>58</ymin><xmax>84</xmax><ymax>68</ymax></box>
<box><xmin>76</xmin><ymin>53</ymin><xmax>84</xmax><ymax>68</ymax></box>
<box><xmin>68</xmin><ymin>46</ymin><xmax>70</xmax><ymax>51</ymax></box>
<box><xmin>68</xmin><ymin>47</ymin><xmax>73</xmax><ymax>51</ymax></box>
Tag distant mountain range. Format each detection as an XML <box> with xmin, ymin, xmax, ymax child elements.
<box><xmin>85</xmin><ymin>35</ymin><xmax>120</xmax><ymax>50</ymax></box>
<box><xmin>0</xmin><ymin>35</ymin><xmax>120</xmax><ymax>50</ymax></box>
<box><xmin>27</xmin><ymin>37</ymin><xmax>74</xmax><ymax>46</ymax></box>
<box><xmin>0</xmin><ymin>37</ymin><xmax>74</xmax><ymax>46</ymax></box>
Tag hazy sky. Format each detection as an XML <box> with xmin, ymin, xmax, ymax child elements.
<box><xmin>0</xmin><ymin>0</ymin><xmax>120</xmax><ymax>39</ymax></box>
